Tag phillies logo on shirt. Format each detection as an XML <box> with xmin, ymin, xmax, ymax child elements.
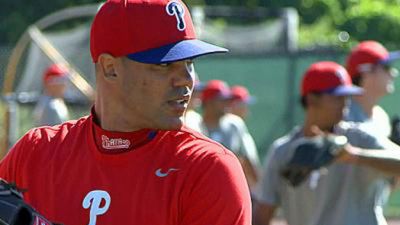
<box><xmin>101</xmin><ymin>135</ymin><xmax>130</xmax><ymax>150</ymax></box>
<box><xmin>82</xmin><ymin>190</ymin><xmax>111</xmax><ymax>225</ymax></box>
<box><xmin>166</xmin><ymin>1</ymin><xmax>186</xmax><ymax>31</ymax></box>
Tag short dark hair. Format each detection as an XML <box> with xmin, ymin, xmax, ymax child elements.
<box><xmin>300</xmin><ymin>96</ymin><xmax>307</xmax><ymax>109</ymax></box>
<box><xmin>351</xmin><ymin>74</ymin><xmax>362</xmax><ymax>86</ymax></box>
<box><xmin>300</xmin><ymin>92</ymin><xmax>324</xmax><ymax>109</ymax></box>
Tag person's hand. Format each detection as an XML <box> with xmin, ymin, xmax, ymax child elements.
<box><xmin>336</xmin><ymin>144</ymin><xmax>361</xmax><ymax>164</ymax></box>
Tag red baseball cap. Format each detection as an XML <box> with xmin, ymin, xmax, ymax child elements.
<box><xmin>43</xmin><ymin>64</ymin><xmax>68</xmax><ymax>84</ymax></box>
<box><xmin>346</xmin><ymin>40</ymin><xmax>400</xmax><ymax>78</ymax></box>
<box><xmin>201</xmin><ymin>80</ymin><xmax>231</xmax><ymax>102</ymax></box>
<box><xmin>301</xmin><ymin>61</ymin><xmax>363</xmax><ymax>97</ymax></box>
<box><xmin>230</xmin><ymin>85</ymin><xmax>256</xmax><ymax>104</ymax></box>
<box><xmin>90</xmin><ymin>0</ymin><xmax>228</xmax><ymax>63</ymax></box>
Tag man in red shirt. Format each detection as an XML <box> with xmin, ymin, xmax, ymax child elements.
<box><xmin>0</xmin><ymin>0</ymin><xmax>251</xmax><ymax>225</ymax></box>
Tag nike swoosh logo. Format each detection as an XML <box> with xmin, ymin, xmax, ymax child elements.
<box><xmin>155</xmin><ymin>168</ymin><xmax>179</xmax><ymax>177</ymax></box>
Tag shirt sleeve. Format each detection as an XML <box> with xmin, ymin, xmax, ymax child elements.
<box><xmin>180</xmin><ymin>151</ymin><xmax>252</xmax><ymax>225</ymax></box>
<box><xmin>256</xmin><ymin>143</ymin><xmax>282</xmax><ymax>206</ymax></box>
<box><xmin>346</xmin><ymin>125</ymin><xmax>393</xmax><ymax>181</ymax></box>
<box><xmin>234</xmin><ymin>118</ymin><xmax>261</xmax><ymax>167</ymax></box>
<box><xmin>346</xmin><ymin>125</ymin><xmax>385</xmax><ymax>149</ymax></box>
<box><xmin>0</xmin><ymin>129</ymin><xmax>36</xmax><ymax>185</ymax></box>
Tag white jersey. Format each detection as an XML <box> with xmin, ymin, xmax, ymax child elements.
<box><xmin>33</xmin><ymin>95</ymin><xmax>69</xmax><ymax>127</ymax></box>
<box><xmin>184</xmin><ymin>109</ymin><xmax>203</xmax><ymax>133</ymax></box>
<box><xmin>345</xmin><ymin>99</ymin><xmax>391</xmax><ymax>137</ymax></box>
<box><xmin>257</xmin><ymin>122</ymin><xmax>392</xmax><ymax>225</ymax></box>
<box><xmin>200</xmin><ymin>113</ymin><xmax>260</xmax><ymax>167</ymax></box>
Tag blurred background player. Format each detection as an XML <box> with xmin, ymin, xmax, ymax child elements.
<box><xmin>254</xmin><ymin>61</ymin><xmax>400</xmax><ymax>225</ymax></box>
<box><xmin>345</xmin><ymin>40</ymin><xmax>400</xmax><ymax>215</ymax></box>
<box><xmin>200</xmin><ymin>79</ymin><xmax>260</xmax><ymax>191</ymax></box>
<box><xmin>229</xmin><ymin>85</ymin><xmax>256</xmax><ymax>120</ymax></box>
<box><xmin>345</xmin><ymin>40</ymin><xmax>400</xmax><ymax>137</ymax></box>
<box><xmin>33</xmin><ymin>63</ymin><xmax>70</xmax><ymax>126</ymax></box>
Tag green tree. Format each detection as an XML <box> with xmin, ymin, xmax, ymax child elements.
<box><xmin>0</xmin><ymin>0</ymin><xmax>100</xmax><ymax>44</ymax></box>
<box><xmin>202</xmin><ymin>0</ymin><xmax>400</xmax><ymax>49</ymax></box>
<box><xmin>2</xmin><ymin>0</ymin><xmax>400</xmax><ymax>49</ymax></box>
<box><xmin>339</xmin><ymin>0</ymin><xmax>400</xmax><ymax>49</ymax></box>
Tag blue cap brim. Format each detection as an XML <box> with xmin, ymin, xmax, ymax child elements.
<box><xmin>219</xmin><ymin>93</ymin><xmax>233</xmax><ymax>100</ymax></box>
<box><xmin>327</xmin><ymin>85</ymin><xmax>364</xmax><ymax>96</ymax></box>
<box><xmin>127</xmin><ymin>39</ymin><xmax>228</xmax><ymax>64</ymax></box>
<box><xmin>246</xmin><ymin>96</ymin><xmax>257</xmax><ymax>104</ymax></box>
<box><xmin>380</xmin><ymin>51</ymin><xmax>400</xmax><ymax>64</ymax></box>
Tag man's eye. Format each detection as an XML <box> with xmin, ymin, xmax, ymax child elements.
<box><xmin>158</xmin><ymin>63</ymin><xmax>170</xmax><ymax>67</ymax></box>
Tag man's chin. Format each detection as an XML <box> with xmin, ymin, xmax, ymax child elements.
<box><xmin>157</xmin><ymin>118</ymin><xmax>184</xmax><ymax>131</ymax></box>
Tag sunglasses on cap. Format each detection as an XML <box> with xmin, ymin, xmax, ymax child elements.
<box><xmin>358</xmin><ymin>63</ymin><xmax>398</xmax><ymax>76</ymax></box>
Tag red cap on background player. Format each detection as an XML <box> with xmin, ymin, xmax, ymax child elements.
<box><xmin>43</xmin><ymin>64</ymin><xmax>69</xmax><ymax>84</ymax></box>
<box><xmin>301</xmin><ymin>61</ymin><xmax>363</xmax><ymax>97</ymax></box>
<box><xmin>230</xmin><ymin>85</ymin><xmax>256</xmax><ymax>104</ymax></box>
<box><xmin>346</xmin><ymin>40</ymin><xmax>400</xmax><ymax>78</ymax></box>
<box><xmin>90</xmin><ymin>0</ymin><xmax>228</xmax><ymax>63</ymax></box>
<box><xmin>201</xmin><ymin>80</ymin><xmax>231</xmax><ymax>103</ymax></box>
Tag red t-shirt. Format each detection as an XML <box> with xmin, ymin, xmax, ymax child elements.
<box><xmin>0</xmin><ymin>115</ymin><xmax>251</xmax><ymax>225</ymax></box>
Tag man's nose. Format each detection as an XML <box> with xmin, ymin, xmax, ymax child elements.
<box><xmin>173</xmin><ymin>61</ymin><xmax>195</xmax><ymax>88</ymax></box>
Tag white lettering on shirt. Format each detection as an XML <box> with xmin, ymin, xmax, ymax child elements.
<box><xmin>82</xmin><ymin>190</ymin><xmax>111</xmax><ymax>225</ymax></box>
<box><xmin>101</xmin><ymin>135</ymin><xmax>130</xmax><ymax>150</ymax></box>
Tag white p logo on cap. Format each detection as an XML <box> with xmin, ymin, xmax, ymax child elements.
<box><xmin>166</xmin><ymin>1</ymin><xmax>186</xmax><ymax>31</ymax></box>
<box><xmin>335</xmin><ymin>67</ymin><xmax>348</xmax><ymax>83</ymax></box>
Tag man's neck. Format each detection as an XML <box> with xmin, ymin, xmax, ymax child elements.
<box><xmin>303</xmin><ymin>116</ymin><xmax>335</xmax><ymax>137</ymax></box>
<box><xmin>352</xmin><ymin>94</ymin><xmax>379</xmax><ymax>118</ymax></box>
<box><xmin>94</xmin><ymin>103</ymin><xmax>142</xmax><ymax>132</ymax></box>
<box><xmin>202</xmin><ymin>111</ymin><xmax>223</xmax><ymax>129</ymax></box>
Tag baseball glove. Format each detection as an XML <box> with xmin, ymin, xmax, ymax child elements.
<box><xmin>280</xmin><ymin>135</ymin><xmax>348</xmax><ymax>187</ymax></box>
<box><xmin>0</xmin><ymin>179</ymin><xmax>60</xmax><ymax>225</ymax></box>
<box><xmin>390</xmin><ymin>115</ymin><xmax>400</xmax><ymax>145</ymax></box>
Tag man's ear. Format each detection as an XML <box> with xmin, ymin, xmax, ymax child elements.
<box><xmin>359</xmin><ymin>73</ymin><xmax>371</xmax><ymax>88</ymax></box>
<box><xmin>97</xmin><ymin>53</ymin><xmax>118</xmax><ymax>80</ymax></box>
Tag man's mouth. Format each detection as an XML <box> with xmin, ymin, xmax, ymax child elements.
<box><xmin>175</xmin><ymin>99</ymin><xmax>188</xmax><ymax>105</ymax></box>
<box><xmin>168</xmin><ymin>96</ymin><xmax>190</xmax><ymax>112</ymax></box>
